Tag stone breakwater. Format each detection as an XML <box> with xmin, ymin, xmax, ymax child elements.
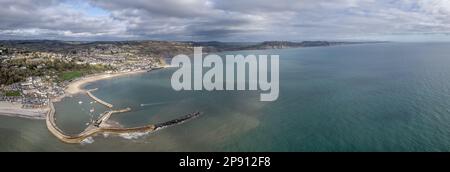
<box><xmin>86</xmin><ymin>88</ymin><xmax>113</xmax><ymax>108</ymax></box>
<box><xmin>45</xmin><ymin>68</ymin><xmax>202</xmax><ymax>144</ymax></box>
<box><xmin>46</xmin><ymin>92</ymin><xmax>201</xmax><ymax>144</ymax></box>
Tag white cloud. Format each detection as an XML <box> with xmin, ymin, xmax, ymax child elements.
<box><xmin>0</xmin><ymin>0</ymin><xmax>450</xmax><ymax>41</ymax></box>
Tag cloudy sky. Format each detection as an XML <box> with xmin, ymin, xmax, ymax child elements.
<box><xmin>1</xmin><ymin>0</ymin><xmax>450</xmax><ymax>41</ymax></box>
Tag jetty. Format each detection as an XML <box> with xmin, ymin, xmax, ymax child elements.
<box><xmin>86</xmin><ymin>88</ymin><xmax>113</xmax><ymax>108</ymax></box>
<box><xmin>94</xmin><ymin>108</ymin><xmax>131</xmax><ymax>127</ymax></box>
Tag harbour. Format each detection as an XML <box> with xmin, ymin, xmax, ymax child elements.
<box><xmin>2</xmin><ymin>43</ymin><xmax>450</xmax><ymax>151</ymax></box>
<box><xmin>46</xmin><ymin>87</ymin><xmax>201</xmax><ymax>144</ymax></box>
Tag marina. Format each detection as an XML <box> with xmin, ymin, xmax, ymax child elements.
<box><xmin>46</xmin><ymin>88</ymin><xmax>201</xmax><ymax>144</ymax></box>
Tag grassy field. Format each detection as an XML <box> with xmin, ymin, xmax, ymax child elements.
<box><xmin>4</xmin><ymin>90</ymin><xmax>21</xmax><ymax>97</ymax></box>
<box><xmin>60</xmin><ymin>71</ymin><xmax>83</xmax><ymax>81</ymax></box>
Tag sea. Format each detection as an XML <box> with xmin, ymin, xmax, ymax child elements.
<box><xmin>1</xmin><ymin>42</ymin><xmax>450</xmax><ymax>151</ymax></box>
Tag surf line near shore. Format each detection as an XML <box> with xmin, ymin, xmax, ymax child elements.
<box><xmin>46</xmin><ymin>99</ymin><xmax>201</xmax><ymax>144</ymax></box>
<box><xmin>46</xmin><ymin>67</ymin><xmax>202</xmax><ymax>144</ymax></box>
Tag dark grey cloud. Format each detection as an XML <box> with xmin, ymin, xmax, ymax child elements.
<box><xmin>85</xmin><ymin>0</ymin><xmax>264</xmax><ymax>40</ymax></box>
<box><xmin>89</xmin><ymin>0</ymin><xmax>213</xmax><ymax>18</ymax></box>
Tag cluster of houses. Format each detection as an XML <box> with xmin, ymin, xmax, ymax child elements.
<box><xmin>0</xmin><ymin>42</ymin><xmax>168</xmax><ymax>110</ymax></box>
<box><xmin>1</xmin><ymin>76</ymin><xmax>65</xmax><ymax>109</ymax></box>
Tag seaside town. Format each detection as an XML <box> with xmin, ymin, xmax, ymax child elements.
<box><xmin>0</xmin><ymin>40</ymin><xmax>208</xmax><ymax>144</ymax></box>
<box><xmin>0</xmin><ymin>40</ymin><xmax>194</xmax><ymax>116</ymax></box>
<box><xmin>0</xmin><ymin>40</ymin><xmax>351</xmax><ymax>118</ymax></box>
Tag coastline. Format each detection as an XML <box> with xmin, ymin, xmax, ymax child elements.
<box><xmin>1</xmin><ymin>66</ymin><xmax>167</xmax><ymax>119</ymax></box>
<box><xmin>0</xmin><ymin>102</ymin><xmax>48</xmax><ymax>120</ymax></box>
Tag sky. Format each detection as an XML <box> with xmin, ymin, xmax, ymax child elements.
<box><xmin>1</xmin><ymin>0</ymin><xmax>450</xmax><ymax>42</ymax></box>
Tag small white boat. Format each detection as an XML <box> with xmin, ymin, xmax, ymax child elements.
<box><xmin>90</xmin><ymin>108</ymin><xmax>95</xmax><ymax>113</ymax></box>
<box><xmin>78</xmin><ymin>101</ymin><xmax>83</xmax><ymax>104</ymax></box>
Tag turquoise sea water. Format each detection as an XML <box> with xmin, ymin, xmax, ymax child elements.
<box><xmin>1</xmin><ymin>42</ymin><xmax>450</xmax><ymax>151</ymax></box>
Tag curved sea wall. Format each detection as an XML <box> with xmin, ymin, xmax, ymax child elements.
<box><xmin>46</xmin><ymin>101</ymin><xmax>200</xmax><ymax>144</ymax></box>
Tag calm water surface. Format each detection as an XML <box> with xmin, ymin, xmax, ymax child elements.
<box><xmin>1</xmin><ymin>43</ymin><xmax>450</xmax><ymax>151</ymax></box>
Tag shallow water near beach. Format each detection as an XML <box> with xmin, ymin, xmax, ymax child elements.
<box><xmin>2</xmin><ymin>42</ymin><xmax>450</xmax><ymax>151</ymax></box>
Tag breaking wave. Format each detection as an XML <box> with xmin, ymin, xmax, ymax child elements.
<box><xmin>119</xmin><ymin>132</ymin><xmax>150</xmax><ymax>140</ymax></box>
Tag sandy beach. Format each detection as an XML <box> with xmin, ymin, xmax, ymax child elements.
<box><xmin>0</xmin><ymin>102</ymin><xmax>48</xmax><ymax>120</ymax></box>
<box><xmin>65</xmin><ymin>70</ymin><xmax>147</xmax><ymax>95</ymax></box>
